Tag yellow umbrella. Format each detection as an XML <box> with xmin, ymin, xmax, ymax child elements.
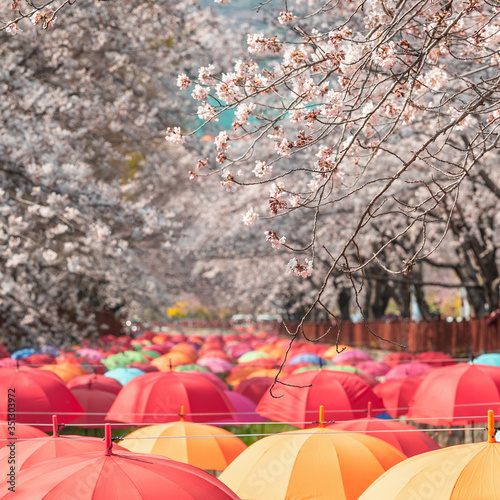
<box><xmin>40</xmin><ymin>362</ymin><xmax>89</xmax><ymax>383</ymax></box>
<box><xmin>121</xmin><ymin>412</ymin><xmax>247</xmax><ymax>471</ymax></box>
<box><xmin>359</xmin><ymin>410</ymin><xmax>500</xmax><ymax>499</ymax></box>
<box><xmin>219</xmin><ymin>407</ymin><xmax>406</xmax><ymax>500</ymax></box>
<box><xmin>323</xmin><ymin>345</ymin><xmax>352</xmax><ymax>359</ymax></box>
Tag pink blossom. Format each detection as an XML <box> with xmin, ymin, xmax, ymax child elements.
<box><xmin>372</xmin><ymin>41</ymin><xmax>397</xmax><ymax>68</ymax></box>
<box><xmin>197</xmin><ymin>102</ymin><xmax>218</xmax><ymax>122</ymax></box>
<box><xmin>242</xmin><ymin>207</ymin><xmax>258</xmax><ymax>226</ymax></box>
<box><xmin>214</xmin><ymin>131</ymin><xmax>230</xmax><ymax>151</ymax></box>
<box><xmin>221</xmin><ymin>169</ymin><xmax>236</xmax><ymax>191</ymax></box>
<box><xmin>253</xmin><ymin>160</ymin><xmax>272</xmax><ymax>178</ymax></box>
<box><xmin>247</xmin><ymin>33</ymin><xmax>283</xmax><ymax>55</ymax></box>
<box><xmin>198</xmin><ymin>65</ymin><xmax>216</xmax><ymax>86</ymax></box>
<box><xmin>176</xmin><ymin>74</ymin><xmax>191</xmax><ymax>90</ymax></box>
<box><xmin>165</xmin><ymin>127</ymin><xmax>185</xmax><ymax>144</ymax></box>
<box><xmin>265</xmin><ymin>230</ymin><xmax>286</xmax><ymax>248</ymax></box>
<box><xmin>286</xmin><ymin>257</ymin><xmax>313</xmax><ymax>278</ymax></box>
<box><xmin>275</xmin><ymin>138</ymin><xmax>293</xmax><ymax>157</ymax></box>
<box><xmin>191</xmin><ymin>84</ymin><xmax>210</xmax><ymax>101</ymax></box>
<box><xmin>278</xmin><ymin>11</ymin><xmax>295</xmax><ymax>24</ymax></box>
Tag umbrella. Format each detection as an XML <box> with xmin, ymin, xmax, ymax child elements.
<box><xmin>408</xmin><ymin>364</ymin><xmax>500</xmax><ymax>425</ymax></box>
<box><xmin>331</xmin><ymin>403</ymin><xmax>441</xmax><ymax>457</ymax></box>
<box><xmin>356</xmin><ymin>360</ymin><xmax>392</xmax><ymax>378</ymax></box>
<box><xmin>66</xmin><ymin>373</ymin><xmax>122</xmax><ymax>394</ymax></box>
<box><xmin>106</xmin><ymin>371</ymin><xmax>235</xmax><ymax>424</ymax></box>
<box><xmin>40</xmin><ymin>362</ymin><xmax>89</xmax><ymax>383</ymax></box>
<box><xmin>256</xmin><ymin>369</ymin><xmax>385</xmax><ymax>427</ymax></box>
<box><xmin>224</xmin><ymin>391</ymin><xmax>267</xmax><ymax>424</ymax></box>
<box><xmin>126</xmin><ymin>362</ymin><xmax>159</xmax><ymax>372</ymax></box>
<box><xmin>415</xmin><ymin>351</ymin><xmax>455</xmax><ymax>367</ymax></box>
<box><xmin>139</xmin><ymin>349</ymin><xmax>161</xmax><ymax>359</ymax></box>
<box><xmin>197</xmin><ymin>357</ymin><xmax>234</xmax><ymax>373</ymax></box>
<box><xmin>174</xmin><ymin>363</ymin><xmax>210</xmax><ymax>373</ymax></box>
<box><xmin>322</xmin><ymin>344</ymin><xmax>352</xmax><ymax>359</ymax></box>
<box><xmin>0</xmin><ymin>416</ymin><xmax>125</xmax><ymax>473</ymax></box>
<box><xmin>334</xmin><ymin>349</ymin><xmax>372</xmax><ymax>365</ymax></box>
<box><xmin>359</xmin><ymin>410</ymin><xmax>500</xmax><ymax>499</ymax></box>
<box><xmin>0</xmin><ymin>423</ymin><xmax>47</xmax><ymax>449</ymax></box>
<box><xmin>121</xmin><ymin>418</ymin><xmax>247</xmax><ymax>470</ymax></box>
<box><xmin>0</xmin><ymin>358</ymin><xmax>26</xmax><ymax>368</ymax></box>
<box><xmin>104</xmin><ymin>367</ymin><xmax>146</xmax><ymax>386</ymax></box>
<box><xmin>472</xmin><ymin>352</ymin><xmax>500</xmax><ymax>367</ymax></box>
<box><xmin>382</xmin><ymin>352</ymin><xmax>415</xmax><ymax>367</ymax></box>
<box><xmin>22</xmin><ymin>354</ymin><xmax>56</xmax><ymax>366</ymax></box>
<box><xmin>76</xmin><ymin>348</ymin><xmax>104</xmax><ymax>362</ymax></box>
<box><xmin>233</xmin><ymin>377</ymin><xmax>273</xmax><ymax>404</ymax></box>
<box><xmin>0</xmin><ymin>424</ymin><xmax>241</xmax><ymax>500</ymax></box>
<box><xmin>11</xmin><ymin>348</ymin><xmax>36</xmax><ymax>360</ymax></box>
<box><xmin>151</xmin><ymin>351</ymin><xmax>194</xmax><ymax>370</ymax></box>
<box><xmin>384</xmin><ymin>362</ymin><xmax>435</xmax><ymax>381</ymax></box>
<box><xmin>69</xmin><ymin>387</ymin><xmax>119</xmax><ymax>426</ymax></box>
<box><xmin>237</xmin><ymin>351</ymin><xmax>271</xmax><ymax>364</ymax></box>
<box><xmin>373</xmin><ymin>377</ymin><xmax>423</xmax><ymax>418</ymax></box>
<box><xmin>219</xmin><ymin>409</ymin><xmax>405</xmax><ymax>500</ymax></box>
<box><xmin>287</xmin><ymin>353</ymin><xmax>326</xmax><ymax>366</ymax></box>
<box><xmin>0</xmin><ymin>366</ymin><xmax>84</xmax><ymax>429</ymax></box>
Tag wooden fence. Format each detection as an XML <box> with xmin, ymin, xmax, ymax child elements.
<box><xmin>168</xmin><ymin>317</ymin><xmax>500</xmax><ymax>356</ymax></box>
<box><xmin>286</xmin><ymin>318</ymin><xmax>500</xmax><ymax>356</ymax></box>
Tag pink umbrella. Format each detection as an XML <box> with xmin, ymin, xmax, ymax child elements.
<box><xmin>223</xmin><ymin>391</ymin><xmax>267</xmax><ymax>424</ymax></box>
<box><xmin>334</xmin><ymin>349</ymin><xmax>372</xmax><ymax>366</ymax></box>
<box><xmin>373</xmin><ymin>377</ymin><xmax>423</xmax><ymax>418</ymax></box>
<box><xmin>233</xmin><ymin>377</ymin><xmax>273</xmax><ymax>404</ymax></box>
<box><xmin>66</xmin><ymin>374</ymin><xmax>122</xmax><ymax>394</ymax></box>
<box><xmin>384</xmin><ymin>362</ymin><xmax>434</xmax><ymax>381</ymax></box>
<box><xmin>197</xmin><ymin>357</ymin><xmax>234</xmax><ymax>373</ymax></box>
<box><xmin>355</xmin><ymin>361</ymin><xmax>392</xmax><ymax>378</ymax></box>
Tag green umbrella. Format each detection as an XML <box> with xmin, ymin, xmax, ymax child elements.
<box><xmin>237</xmin><ymin>351</ymin><xmax>271</xmax><ymax>364</ymax></box>
<box><xmin>293</xmin><ymin>365</ymin><xmax>366</xmax><ymax>375</ymax></box>
<box><xmin>141</xmin><ymin>350</ymin><xmax>161</xmax><ymax>359</ymax></box>
<box><xmin>174</xmin><ymin>364</ymin><xmax>210</xmax><ymax>373</ymax></box>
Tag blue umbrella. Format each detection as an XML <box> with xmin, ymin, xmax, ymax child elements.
<box><xmin>288</xmin><ymin>353</ymin><xmax>326</xmax><ymax>365</ymax></box>
<box><xmin>40</xmin><ymin>345</ymin><xmax>59</xmax><ymax>357</ymax></box>
<box><xmin>471</xmin><ymin>353</ymin><xmax>500</xmax><ymax>367</ymax></box>
<box><xmin>11</xmin><ymin>348</ymin><xmax>36</xmax><ymax>359</ymax></box>
<box><xmin>104</xmin><ymin>367</ymin><xmax>146</xmax><ymax>386</ymax></box>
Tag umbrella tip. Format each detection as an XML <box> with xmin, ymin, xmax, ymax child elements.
<box><xmin>179</xmin><ymin>405</ymin><xmax>185</xmax><ymax>422</ymax></box>
<box><xmin>488</xmin><ymin>410</ymin><xmax>496</xmax><ymax>443</ymax></box>
<box><xmin>319</xmin><ymin>405</ymin><xmax>324</xmax><ymax>428</ymax></box>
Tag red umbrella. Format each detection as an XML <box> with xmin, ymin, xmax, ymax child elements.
<box><xmin>106</xmin><ymin>371</ymin><xmax>235</xmax><ymax>424</ymax></box>
<box><xmin>23</xmin><ymin>354</ymin><xmax>56</xmax><ymax>366</ymax></box>
<box><xmin>0</xmin><ymin>417</ymin><xmax>125</xmax><ymax>472</ymax></box>
<box><xmin>373</xmin><ymin>377</ymin><xmax>423</xmax><ymax>418</ymax></box>
<box><xmin>384</xmin><ymin>362</ymin><xmax>434</xmax><ymax>381</ymax></box>
<box><xmin>67</xmin><ymin>373</ymin><xmax>122</xmax><ymax>394</ymax></box>
<box><xmin>382</xmin><ymin>352</ymin><xmax>415</xmax><ymax>367</ymax></box>
<box><xmin>126</xmin><ymin>362</ymin><xmax>159</xmax><ymax>373</ymax></box>
<box><xmin>233</xmin><ymin>376</ymin><xmax>273</xmax><ymax>404</ymax></box>
<box><xmin>0</xmin><ymin>425</ymin><xmax>240</xmax><ymax>500</ymax></box>
<box><xmin>70</xmin><ymin>387</ymin><xmax>119</xmax><ymax>426</ymax></box>
<box><xmin>330</xmin><ymin>403</ymin><xmax>441</xmax><ymax>457</ymax></box>
<box><xmin>415</xmin><ymin>351</ymin><xmax>456</xmax><ymax>367</ymax></box>
<box><xmin>355</xmin><ymin>360</ymin><xmax>392</xmax><ymax>378</ymax></box>
<box><xmin>0</xmin><ymin>423</ymin><xmax>47</xmax><ymax>449</ymax></box>
<box><xmin>256</xmin><ymin>369</ymin><xmax>384</xmax><ymax>427</ymax></box>
<box><xmin>0</xmin><ymin>367</ymin><xmax>84</xmax><ymax>429</ymax></box>
<box><xmin>408</xmin><ymin>363</ymin><xmax>500</xmax><ymax>425</ymax></box>
<box><xmin>334</xmin><ymin>349</ymin><xmax>372</xmax><ymax>365</ymax></box>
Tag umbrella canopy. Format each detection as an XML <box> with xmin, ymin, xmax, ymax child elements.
<box><xmin>224</xmin><ymin>391</ymin><xmax>267</xmax><ymax>424</ymax></box>
<box><xmin>355</xmin><ymin>360</ymin><xmax>392</xmax><ymax>378</ymax></box>
<box><xmin>66</xmin><ymin>373</ymin><xmax>122</xmax><ymax>394</ymax></box>
<box><xmin>384</xmin><ymin>362</ymin><xmax>435</xmax><ymax>381</ymax></box>
<box><xmin>106</xmin><ymin>371</ymin><xmax>235</xmax><ymax>424</ymax></box>
<box><xmin>219</xmin><ymin>421</ymin><xmax>405</xmax><ymax>500</ymax></box>
<box><xmin>415</xmin><ymin>351</ymin><xmax>455</xmax><ymax>367</ymax></box>
<box><xmin>287</xmin><ymin>353</ymin><xmax>326</xmax><ymax>366</ymax></box>
<box><xmin>69</xmin><ymin>387</ymin><xmax>119</xmax><ymax>426</ymax></box>
<box><xmin>322</xmin><ymin>344</ymin><xmax>352</xmax><ymax>359</ymax></box>
<box><xmin>472</xmin><ymin>353</ymin><xmax>500</xmax><ymax>367</ymax></box>
<box><xmin>23</xmin><ymin>353</ymin><xmax>56</xmax><ymax>366</ymax></box>
<box><xmin>256</xmin><ymin>370</ymin><xmax>384</xmax><ymax>427</ymax></box>
<box><xmin>197</xmin><ymin>357</ymin><xmax>234</xmax><ymax>373</ymax></box>
<box><xmin>40</xmin><ymin>362</ymin><xmax>89</xmax><ymax>383</ymax></box>
<box><xmin>0</xmin><ymin>367</ymin><xmax>84</xmax><ymax>429</ymax></box>
<box><xmin>408</xmin><ymin>364</ymin><xmax>500</xmax><ymax>425</ymax></box>
<box><xmin>237</xmin><ymin>351</ymin><xmax>271</xmax><ymax>364</ymax></box>
<box><xmin>382</xmin><ymin>352</ymin><xmax>415</xmax><ymax>367</ymax></box>
<box><xmin>126</xmin><ymin>362</ymin><xmax>159</xmax><ymax>372</ymax></box>
<box><xmin>151</xmin><ymin>351</ymin><xmax>194</xmax><ymax>370</ymax></box>
<box><xmin>359</xmin><ymin>411</ymin><xmax>500</xmax><ymax>500</ymax></box>
<box><xmin>233</xmin><ymin>377</ymin><xmax>273</xmax><ymax>404</ymax></box>
<box><xmin>104</xmin><ymin>367</ymin><xmax>146</xmax><ymax>386</ymax></box>
<box><xmin>331</xmin><ymin>404</ymin><xmax>441</xmax><ymax>457</ymax></box>
<box><xmin>11</xmin><ymin>348</ymin><xmax>36</xmax><ymax>360</ymax></box>
<box><xmin>76</xmin><ymin>348</ymin><xmax>104</xmax><ymax>362</ymax></box>
<box><xmin>0</xmin><ymin>423</ymin><xmax>47</xmax><ymax>448</ymax></box>
<box><xmin>121</xmin><ymin>419</ymin><xmax>247</xmax><ymax>470</ymax></box>
<box><xmin>334</xmin><ymin>349</ymin><xmax>372</xmax><ymax>365</ymax></box>
<box><xmin>373</xmin><ymin>377</ymin><xmax>423</xmax><ymax>418</ymax></box>
<box><xmin>0</xmin><ymin>425</ymin><xmax>241</xmax><ymax>500</ymax></box>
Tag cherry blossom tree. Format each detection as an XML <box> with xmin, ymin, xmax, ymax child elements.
<box><xmin>0</xmin><ymin>0</ymin><xmax>235</xmax><ymax>347</ymax></box>
<box><xmin>165</xmin><ymin>0</ymin><xmax>500</xmax><ymax>337</ymax></box>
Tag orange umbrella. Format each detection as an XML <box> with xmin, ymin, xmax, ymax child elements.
<box><xmin>40</xmin><ymin>362</ymin><xmax>89</xmax><ymax>383</ymax></box>
<box><xmin>170</xmin><ymin>343</ymin><xmax>198</xmax><ymax>361</ymax></box>
<box><xmin>226</xmin><ymin>366</ymin><xmax>266</xmax><ymax>386</ymax></box>
<box><xmin>151</xmin><ymin>351</ymin><xmax>194</xmax><ymax>370</ymax></box>
<box><xmin>359</xmin><ymin>410</ymin><xmax>500</xmax><ymax>499</ymax></box>
<box><xmin>121</xmin><ymin>418</ymin><xmax>247</xmax><ymax>470</ymax></box>
<box><xmin>246</xmin><ymin>368</ymin><xmax>280</xmax><ymax>379</ymax></box>
<box><xmin>323</xmin><ymin>344</ymin><xmax>352</xmax><ymax>359</ymax></box>
<box><xmin>219</xmin><ymin>408</ymin><xmax>405</xmax><ymax>500</ymax></box>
